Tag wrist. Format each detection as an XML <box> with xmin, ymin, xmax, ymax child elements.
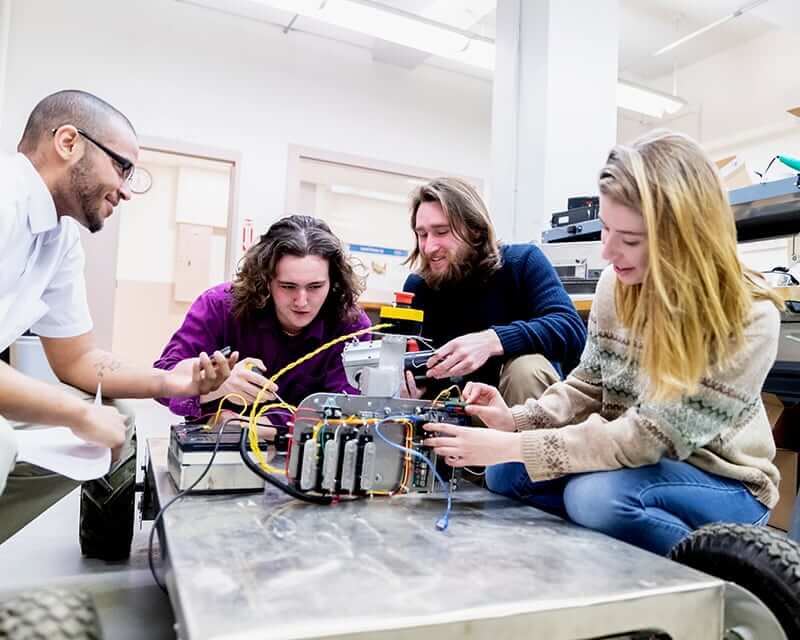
<box><xmin>63</xmin><ymin>400</ymin><xmax>91</xmax><ymax>434</ymax></box>
<box><xmin>486</xmin><ymin>330</ymin><xmax>504</xmax><ymax>357</ymax></box>
<box><xmin>508</xmin><ymin>432</ymin><xmax>524</xmax><ymax>463</ymax></box>
<box><xmin>201</xmin><ymin>386</ymin><xmax>226</xmax><ymax>404</ymax></box>
<box><xmin>153</xmin><ymin>368</ymin><xmax>170</xmax><ymax>397</ymax></box>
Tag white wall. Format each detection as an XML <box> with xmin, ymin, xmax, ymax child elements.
<box><xmin>619</xmin><ymin>27</ymin><xmax>800</xmax><ymax>152</ymax></box>
<box><xmin>617</xmin><ymin>24</ymin><xmax>800</xmax><ymax>270</ymax></box>
<box><xmin>0</xmin><ymin>0</ymin><xmax>492</xmax><ymax>261</ymax></box>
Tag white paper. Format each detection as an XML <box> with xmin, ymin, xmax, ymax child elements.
<box><xmin>15</xmin><ymin>427</ymin><xmax>111</xmax><ymax>481</ymax></box>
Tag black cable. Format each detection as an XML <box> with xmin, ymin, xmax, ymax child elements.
<box><xmin>147</xmin><ymin>416</ymin><xmax>254</xmax><ymax>592</ymax></box>
<box><xmin>755</xmin><ymin>155</ymin><xmax>778</xmax><ymax>180</ymax></box>
<box><xmin>148</xmin><ymin>415</ymin><xmax>333</xmax><ymax>591</ymax></box>
<box><xmin>238</xmin><ymin>424</ymin><xmax>332</xmax><ymax>504</ymax></box>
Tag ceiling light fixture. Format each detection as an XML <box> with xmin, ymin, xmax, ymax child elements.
<box><xmin>260</xmin><ymin>0</ymin><xmax>495</xmax><ymax>69</ymax></box>
<box><xmin>617</xmin><ymin>80</ymin><xmax>687</xmax><ymax>118</ymax></box>
<box><xmin>259</xmin><ymin>0</ymin><xmax>687</xmax><ymax>118</ymax></box>
<box><xmin>653</xmin><ymin>0</ymin><xmax>769</xmax><ymax>57</ymax></box>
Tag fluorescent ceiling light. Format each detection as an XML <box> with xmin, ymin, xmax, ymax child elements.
<box><xmin>329</xmin><ymin>184</ymin><xmax>408</xmax><ymax>203</ymax></box>
<box><xmin>617</xmin><ymin>80</ymin><xmax>686</xmax><ymax>119</ymax></box>
<box><xmin>653</xmin><ymin>0</ymin><xmax>768</xmax><ymax>57</ymax></box>
<box><xmin>261</xmin><ymin>0</ymin><xmax>494</xmax><ymax>69</ymax></box>
<box><xmin>260</xmin><ymin>0</ymin><xmax>684</xmax><ymax>118</ymax></box>
<box><xmin>423</xmin><ymin>0</ymin><xmax>496</xmax><ymax>31</ymax></box>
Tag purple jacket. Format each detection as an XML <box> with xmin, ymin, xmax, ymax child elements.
<box><xmin>154</xmin><ymin>283</ymin><xmax>371</xmax><ymax>418</ymax></box>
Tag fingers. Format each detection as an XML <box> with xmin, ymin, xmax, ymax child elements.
<box><xmin>223</xmin><ymin>363</ymin><xmax>278</xmax><ymax>403</ymax></box>
<box><xmin>442</xmin><ymin>358</ymin><xmax>475</xmax><ymax>378</ymax></box>
<box><xmin>426</xmin><ymin>343</ymin><xmax>454</xmax><ymax>378</ymax></box>
<box><xmin>464</xmin><ymin>404</ymin><xmax>488</xmax><ymax>418</ymax></box>
<box><xmin>426</xmin><ymin>352</ymin><xmax>454</xmax><ymax>379</ymax></box>
<box><xmin>196</xmin><ymin>352</ymin><xmax>211</xmax><ymax>382</ymax></box>
<box><xmin>425</xmin><ymin>346</ymin><xmax>449</xmax><ymax>370</ymax></box>
<box><xmin>210</xmin><ymin>349</ymin><xmax>233</xmax><ymax>379</ymax></box>
<box><xmin>402</xmin><ymin>371</ymin><xmax>425</xmax><ymax>399</ymax></box>
<box><xmin>462</xmin><ymin>382</ymin><xmax>491</xmax><ymax>404</ymax></box>
<box><xmin>197</xmin><ymin>351</ymin><xmax>231</xmax><ymax>392</ymax></box>
<box><xmin>422</xmin><ymin>422</ymin><xmax>462</xmax><ymax>436</ymax></box>
<box><xmin>422</xmin><ymin>436</ymin><xmax>459</xmax><ymax>449</ymax></box>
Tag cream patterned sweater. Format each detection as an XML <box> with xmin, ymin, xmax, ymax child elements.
<box><xmin>510</xmin><ymin>266</ymin><xmax>781</xmax><ymax>508</ymax></box>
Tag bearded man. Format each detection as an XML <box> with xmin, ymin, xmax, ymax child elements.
<box><xmin>402</xmin><ymin>178</ymin><xmax>586</xmax><ymax>405</ymax></box>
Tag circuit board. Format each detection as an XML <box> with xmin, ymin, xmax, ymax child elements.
<box><xmin>286</xmin><ymin>393</ymin><xmax>469</xmax><ymax>496</ymax></box>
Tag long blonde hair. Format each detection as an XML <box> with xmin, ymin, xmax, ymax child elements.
<box><xmin>598</xmin><ymin>130</ymin><xmax>782</xmax><ymax>401</ymax></box>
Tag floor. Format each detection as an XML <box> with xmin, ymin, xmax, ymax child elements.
<box><xmin>0</xmin><ymin>399</ymin><xmax>178</xmax><ymax>639</ymax></box>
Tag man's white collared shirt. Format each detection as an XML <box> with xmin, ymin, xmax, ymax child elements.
<box><xmin>0</xmin><ymin>153</ymin><xmax>92</xmax><ymax>352</ymax></box>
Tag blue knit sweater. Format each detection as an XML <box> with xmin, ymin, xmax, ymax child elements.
<box><xmin>403</xmin><ymin>244</ymin><xmax>587</xmax><ymax>384</ymax></box>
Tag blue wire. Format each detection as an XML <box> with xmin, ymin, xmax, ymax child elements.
<box><xmin>374</xmin><ymin>417</ymin><xmax>452</xmax><ymax>531</ymax></box>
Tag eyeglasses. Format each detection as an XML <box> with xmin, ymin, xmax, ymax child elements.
<box><xmin>51</xmin><ymin>125</ymin><xmax>137</xmax><ymax>185</ymax></box>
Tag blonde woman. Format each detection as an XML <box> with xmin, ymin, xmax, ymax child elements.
<box><xmin>423</xmin><ymin>131</ymin><xmax>784</xmax><ymax>555</ymax></box>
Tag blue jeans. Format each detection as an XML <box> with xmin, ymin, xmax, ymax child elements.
<box><xmin>486</xmin><ymin>459</ymin><xmax>769</xmax><ymax>556</ymax></box>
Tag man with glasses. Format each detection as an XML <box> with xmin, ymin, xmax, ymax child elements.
<box><xmin>0</xmin><ymin>90</ymin><xmax>237</xmax><ymax>559</ymax></box>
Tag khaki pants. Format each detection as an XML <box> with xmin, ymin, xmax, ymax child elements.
<box><xmin>498</xmin><ymin>353</ymin><xmax>560</xmax><ymax>406</ymax></box>
<box><xmin>0</xmin><ymin>384</ymin><xmax>136</xmax><ymax>544</ymax></box>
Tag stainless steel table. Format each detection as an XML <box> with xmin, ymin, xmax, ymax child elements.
<box><xmin>147</xmin><ymin>438</ymin><xmax>724</xmax><ymax>640</ymax></box>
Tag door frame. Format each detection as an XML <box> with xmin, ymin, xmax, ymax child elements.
<box><xmin>139</xmin><ymin>135</ymin><xmax>242</xmax><ymax>279</ymax></box>
<box><xmin>84</xmin><ymin>137</ymin><xmax>241</xmax><ymax>350</ymax></box>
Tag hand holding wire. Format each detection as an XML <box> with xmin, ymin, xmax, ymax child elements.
<box><xmin>422</xmin><ymin>422</ymin><xmax>523</xmax><ymax>468</ymax></box>
<box><xmin>461</xmin><ymin>382</ymin><xmax>516</xmax><ymax>432</ymax></box>
<box><xmin>215</xmin><ymin>358</ymin><xmax>279</xmax><ymax>405</ymax></box>
<box><xmin>426</xmin><ymin>330</ymin><xmax>503</xmax><ymax>379</ymax></box>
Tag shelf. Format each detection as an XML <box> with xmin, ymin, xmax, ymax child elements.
<box><xmin>542</xmin><ymin>175</ymin><xmax>800</xmax><ymax>244</ymax></box>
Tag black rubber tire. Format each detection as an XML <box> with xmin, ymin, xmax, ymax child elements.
<box><xmin>670</xmin><ymin>523</ymin><xmax>800</xmax><ymax>637</ymax></box>
<box><xmin>79</xmin><ymin>450</ymin><xmax>137</xmax><ymax>562</ymax></box>
<box><xmin>0</xmin><ymin>589</ymin><xmax>101</xmax><ymax>639</ymax></box>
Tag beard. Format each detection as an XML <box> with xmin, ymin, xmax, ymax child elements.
<box><xmin>419</xmin><ymin>244</ymin><xmax>479</xmax><ymax>290</ymax></box>
<box><xmin>68</xmin><ymin>157</ymin><xmax>107</xmax><ymax>233</ymax></box>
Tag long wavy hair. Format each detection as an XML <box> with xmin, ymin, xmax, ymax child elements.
<box><xmin>230</xmin><ymin>215</ymin><xmax>364</xmax><ymax>323</ymax></box>
<box><xmin>599</xmin><ymin>130</ymin><xmax>783</xmax><ymax>401</ymax></box>
<box><xmin>404</xmin><ymin>177</ymin><xmax>502</xmax><ymax>284</ymax></box>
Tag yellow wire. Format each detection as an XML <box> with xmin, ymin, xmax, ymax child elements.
<box><xmin>246</xmin><ymin>402</ymin><xmax>295</xmax><ymax>474</ymax></box>
<box><xmin>246</xmin><ymin>322</ymin><xmax>391</xmax><ymax>476</ymax></box>
<box><xmin>209</xmin><ymin>393</ymin><xmax>249</xmax><ymax>428</ymax></box>
<box><xmin>199</xmin><ymin>321</ymin><xmax>390</xmax><ymax>480</ymax></box>
<box><xmin>251</xmin><ymin>322</ymin><xmax>392</xmax><ymax>410</ymax></box>
<box><xmin>431</xmin><ymin>384</ymin><xmax>463</xmax><ymax>405</ymax></box>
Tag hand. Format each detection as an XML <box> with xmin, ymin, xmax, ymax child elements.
<box><xmin>399</xmin><ymin>370</ymin><xmax>426</xmax><ymax>399</ymax></box>
<box><xmin>69</xmin><ymin>404</ymin><xmax>127</xmax><ymax>449</ymax></box>
<box><xmin>422</xmin><ymin>422</ymin><xmax>522</xmax><ymax>467</ymax></box>
<box><xmin>211</xmin><ymin>357</ymin><xmax>279</xmax><ymax>406</ymax></box>
<box><xmin>164</xmin><ymin>350</ymin><xmax>239</xmax><ymax>398</ymax></box>
<box><xmin>426</xmin><ymin>330</ymin><xmax>503</xmax><ymax>379</ymax></box>
<box><xmin>462</xmin><ymin>382</ymin><xmax>515</xmax><ymax>432</ymax></box>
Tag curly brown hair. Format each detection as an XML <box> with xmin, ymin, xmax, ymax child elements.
<box><xmin>230</xmin><ymin>215</ymin><xmax>364</xmax><ymax>323</ymax></box>
<box><xmin>404</xmin><ymin>177</ymin><xmax>502</xmax><ymax>286</ymax></box>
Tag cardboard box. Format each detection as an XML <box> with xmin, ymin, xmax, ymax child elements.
<box><xmin>763</xmin><ymin>392</ymin><xmax>784</xmax><ymax>429</ymax></box>
<box><xmin>770</xmin><ymin>448</ymin><xmax>799</xmax><ymax>531</ymax></box>
<box><xmin>762</xmin><ymin>393</ymin><xmax>800</xmax><ymax>530</ymax></box>
<box><xmin>717</xmin><ymin>155</ymin><xmax>752</xmax><ymax>190</ymax></box>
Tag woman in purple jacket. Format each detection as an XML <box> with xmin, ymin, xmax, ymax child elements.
<box><xmin>155</xmin><ymin>215</ymin><xmax>370</xmax><ymax>421</ymax></box>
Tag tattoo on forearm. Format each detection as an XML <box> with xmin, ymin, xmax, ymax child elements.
<box><xmin>95</xmin><ymin>357</ymin><xmax>122</xmax><ymax>380</ymax></box>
